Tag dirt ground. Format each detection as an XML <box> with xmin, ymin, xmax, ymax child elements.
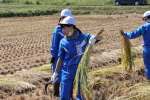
<box><xmin>0</xmin><ymin>13</ymin><xmax>148</xmax><ymax>100</ymax></box>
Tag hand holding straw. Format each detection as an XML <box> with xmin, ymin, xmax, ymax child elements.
<box><xmin>120</xmin><ymin>29</ymin><xmax>125</xmax><ymax>36</ymax></box>
<box><xmin>119</xmin><ymin>29</ymin><xmax>134</xmax><ymax>72</ymax></box>
<box><xmin>74</xmin><ymin>28</ymin><xmax>104</xmax><ymax>100</ymax></box>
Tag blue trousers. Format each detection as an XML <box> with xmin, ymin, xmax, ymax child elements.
<box><xmin>52</xmin><ymin>58</ymin><xmax>62</xmax><ymax>83</ymax></box>
<box><xmin>143</xmin><ymin>47</ymin><xmax>150</xmax><ymax>79</ymax></box>
<box><xmin>60</xmin><ymin>65</ymin><xmax>85</xmax><ymax>100</ymax></box>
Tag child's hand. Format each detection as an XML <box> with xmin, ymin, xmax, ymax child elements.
<box><xmin>89</xmin><ymin>36</ymin><xmax>96</xmax><ymax>45</ymax></box>
<box><xmin>120</xmin><ymin>29</ymin><xmax>125</xmax><ymax>36</ymax></box>
<box><xmin>51</xmin><ymin>72</ymin><xmax>59</xmax><ymax>82</ymax></box>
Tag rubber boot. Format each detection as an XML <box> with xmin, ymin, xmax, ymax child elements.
<box><xmin>53</xmin><ymin>83</ymin><xmax>60</xmax><ymax>97</ymax></box>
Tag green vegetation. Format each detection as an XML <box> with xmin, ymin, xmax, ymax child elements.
<box><xmin>32</xmin><ymin>64</ymin><xmax>51</xmax><ymax>71</ymax></box>
<box><xmin>1</xmin><ymin>0</ymin><xmax>150</xmax><ymax>5</ymax></box>
<box><xmin>0</xmin><ymin>78</ymin><xmax>16</xmax><ymax>84</ymax></box>
<box><xmin>0</xmin><ymin>0</ymin><xmax>150</xmax><ymax>17</ymax></box>
<box><xmin>88</xmin><ymin>65</ymin><xmax>122</xmax><ymax>76</ymax></box>
<box><xmin>0</xmin><ymin>0</ymin><xmax>114</xmax><ymax>5</ymax></box>
<box><xmin>0</xmin><ymin>5</ymin><xmax>61</xmax><ymax>17</ymax></box>
<box><xmin>134</xmin><ymin>58</ymin><xmax>143</xmax><ymax>62</ymax></box>
<box><xmin>1</xmin><ymin>4</ymin><xmax>150</xmax><ymax>17</ymax></box>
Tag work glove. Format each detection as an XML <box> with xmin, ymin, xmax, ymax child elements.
<box><xmin>50</xmin><ymin>57</ymin><xmax>55</xmax><ymax>63</ymax></box>
<box><xmin>51</xmin><ymin>72</ymin><xmax>59</xmax><ymax>82</ymax></box>
<box><xmin>89</xmin><ymin>36</ymin><xmax>96</xmax><ymax>45</ymax></box>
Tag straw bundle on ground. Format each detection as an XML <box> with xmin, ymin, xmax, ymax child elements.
<box><xmin>74</xmin><ymin>29</ymin><xmax>104</xmax><ymax>100</ymax></box>
<box><xmin>120</xmin><ymin>29</ymin><xmax>134</xmax><ymax>72</ymax></box>
<box><xmin>0</xmin><ymin>78</ymin><xmax>36</xmax><ymax>93</ymax></box>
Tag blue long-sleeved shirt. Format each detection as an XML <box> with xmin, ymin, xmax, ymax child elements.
<box><xmin>58</xmin><ymin>32</ymin><xmax>99</xmax><ymax>67</ymax></box>
<box><xmin>50</xmin><ymin>25</ymin><xmax>64</xmax><ymax>58</ymax></box>
<box><xmin>124</xmin><ymin>21</ymin><xmax>150</xmax><ymax>48</ymax></box>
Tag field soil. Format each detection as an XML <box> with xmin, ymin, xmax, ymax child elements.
<box><xmin>0</xmin><ymin>13</ymin><xmax>148</xmax><ymax>100</ymax></box>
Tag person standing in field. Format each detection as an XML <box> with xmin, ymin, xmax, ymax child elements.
<box><xmin>51</xmin><ymin>16</ymin><xmax>103</xmax><ymax>100</ymax></box>
<box><xmin>120</xmin><ymin>11</ymin><xmax>150</xmax><ymax>80</ymax></box>
<box><xmin>50</xmin><ymin>9</ymin><xmax>72</xmax><ymax>98</ymax></box>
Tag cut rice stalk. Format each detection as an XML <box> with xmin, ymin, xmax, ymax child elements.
<box><xmin>120</xmin><ymin>29</ymin><xmax>134</xmax><ymax>72</ymax></box>
<box><xmin>74</xmin><ymin>28</ymin><xmax>104</xmax><ymax>100</ymax></box>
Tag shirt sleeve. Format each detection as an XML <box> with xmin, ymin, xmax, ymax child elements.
<box><xmin>83</xmin><ymin>33</ymin><xmax>100</xmax><ymax>43</ymax></box>
<box><xmin>83</xmin><ymin>33</ymin><xmax>92</xmax><ymax>43</ymax></box>
<box><xmin>58</xmin><ymin>42</ymin><xmax>66</xmax><ymax>60</ymax></box>
<box><xmin>124</xmin><ymin>26</ymin><xmax>144</xmax><ymax>39</ymax></box>
<box><xmin>50</xmin><ymin>27</ymin><xmax>61</xmax><ymax>57</ymax></box>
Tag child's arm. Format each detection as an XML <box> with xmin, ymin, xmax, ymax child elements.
<box><xmin>55</xmin><ymin>59</ymin><xmax>63</xmax><ymax>73</ymax></box>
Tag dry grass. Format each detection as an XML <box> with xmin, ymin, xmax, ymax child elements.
<box><xmin>0</xmin><ymin>78</ymin><xmax>36</xmax><ymax>94</ymax></box>
<box><xmin>120</xmin><ymin>30</ymin><xmax>134</xmax><ymax>72</ymax></box>
<box><xmin>115</xmin><ymin>83</ymin><xmax>150</xmax><ymax>100</ymax></box>
<box><xmin>0</xmin><ymin>14</ymin><xmax>147</xmax><ymax>99</ymax></box>
<box><xmin>87</xmin><ymin>59</ymin><xmax>147</xmax><ymax>100</ymax></box>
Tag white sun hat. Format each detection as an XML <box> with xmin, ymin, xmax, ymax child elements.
<box><xmin>61</xmin><ymin>9</ymin><xmax>72</xmax><ymax>17</ymax></box>
<box><xmin>59</xmin><ymin>16</ymin><xmax>76</xmax><ymax>25</ymax></box>
<box><xmin>143</xmin><ymin>11</ymin><xmax>150</xmax><ymax>18</ymax></box>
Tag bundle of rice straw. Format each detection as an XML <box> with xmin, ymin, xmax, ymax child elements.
<box><xmin>74</xmin><ymin>28</ymin><xmax>104</xmax><ymax>100</ymax></box>
<box><xmin>120</xmin><ymin>29</ymin><xmax>134</xmax><ymax>72</ymax></box>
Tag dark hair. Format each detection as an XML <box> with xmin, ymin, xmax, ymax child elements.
<box><xmin>147</xmin><ymin>15</ymin><xmax>150</xmax><ymax>19</ymax></box>
<box><xmin>59</xmin><ymin>16</ymin><xmax>66</xmax><ymax>23</ymax></box>
<box><xmin>60</xmin><ymin>24</ymin><xmax>82</xmax><ymax>33</ymax></box>
<box><xmin>75</xmin><ymin>27</ymin><xmax>82</xmax><ymax>34</ymax></box>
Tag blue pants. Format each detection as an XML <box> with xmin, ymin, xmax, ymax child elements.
<box><xmin>60</xmin><ymin>65</ymin><xmax>85</xmax><ymax>100</ymax></box>
<box><xmin>143</xmin><ymin>48</ymin><xmax>150</xmax><ymax>79</ymax></box>
<box><xmin>52</xmin><ymin>58</ymin><xmax>62</xmax><ymax>83</ymax></box>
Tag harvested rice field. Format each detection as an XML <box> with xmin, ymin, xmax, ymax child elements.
<box><xmin>0</xmin><ymin>13</ymin><xmax>150</xmax><ymax>100</ymax></box>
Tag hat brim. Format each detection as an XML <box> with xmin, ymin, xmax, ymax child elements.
<box><xmin>58</xmin><ymin>23</ymin><xmax>75</xmax><ymax>26</ymax></box>
<box><xmin>58</xmin><ymin>23</ymin><xmax>68</xmax><ymax>25</ymax></box>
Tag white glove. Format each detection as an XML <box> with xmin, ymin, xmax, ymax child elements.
<box><xmin>89</xmin><ymin>36</ymin><xmax>96</xmax><ymax>45</ymax></box>
<box><xmin>51</xmin><ymin>72</ymin><xmax>59</xmax><ymax>82</ymax></box>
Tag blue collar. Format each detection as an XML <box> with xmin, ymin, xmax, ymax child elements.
<box><xmin>147</xmin><ymin>21</ymin><xmax>150</xmax><ymax>23</ymax></box>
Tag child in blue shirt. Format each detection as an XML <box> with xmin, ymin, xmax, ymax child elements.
<box><xmin>51</xmin><ymin>16</ymin><xmax>103</xmax><ymax>100</ymax></box>
<box><xmin>50</xmin><ymin>9</ymin><xmax>72</xmax><ymax>98</ymax></box>
<box><xmin>121</xmin><ymin>11</ymin><xmax>150</xmax><ymax>79</ymax></box>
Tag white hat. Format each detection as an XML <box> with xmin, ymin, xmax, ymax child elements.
<box><xmin>143</xmin><ymin>11</ymin><xmax>150</xmax><ymax>18</ymax></box>
<box><xmin>61</xmin><ymin>9</ymin><xmax>72</xmax><ymax>17</ymax></box>
<box><xmin>59</xmin><ymin>16</ymin><xmax>76</xmax><ymax>25</ymax></box>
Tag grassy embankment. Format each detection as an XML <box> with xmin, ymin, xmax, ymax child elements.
<box><xmin>0</xmin><ymin>0</ymin><xmax>114</xmax><ymax>6</ymax></box>
<box><xmin>1</xmin><ymin>0</ymin><xmax>150</xmax><ymax>5</ymax></box>
<box><xmin>0</xmin><ymin>0</ymin><xmax>150</xmax><ymax>17</ymax></box>
<box><xmin>1</xmin><ymin>5</ymin><xmax>150</xmax><ymax>17</ymax></box>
